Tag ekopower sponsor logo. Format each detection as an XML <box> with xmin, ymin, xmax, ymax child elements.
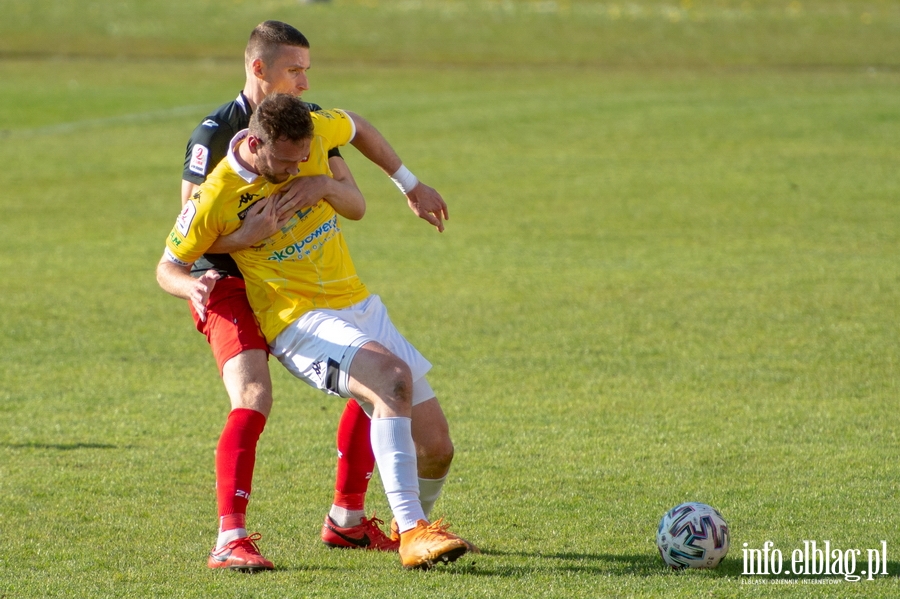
<box><xmin>741</xmin><ymin>540</ymin><xmax>889</xmax><ymax>583</ymax></box>
<box><xmin>267</xmin><ymin>216</ymin><xmax>339</xmax><ymax>262</ymax></box>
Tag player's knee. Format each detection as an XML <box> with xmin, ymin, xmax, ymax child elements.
<box><xmin>383</xmin><ymin>356</ymin><xmax>413</xmax><ymax>405</ymax></box>
<box><xmin>231</xmin><ymin>383</ymin><xmax>272</xmax><ymax>415</ymax></box>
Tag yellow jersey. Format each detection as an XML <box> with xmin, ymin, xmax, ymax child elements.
<box><xmin>165</xmin><ymin>108</ymin><xmax>370</xmax><ymax>342</ymax></box>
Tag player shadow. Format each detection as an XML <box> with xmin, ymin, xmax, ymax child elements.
<box><xmin>238</xmin><ymin>564</ymin><xmax>348</xmax><ymax>575</ymax></box>
<box><xmin>0</xmin><ymin>442</ymin><xmax>121</xmax><ymax>451</ymax></box>
<box><xmin>3</xmin><ymin>442</ymin><xmax>120</xmax><ymax>450</ymax></box>
<box><xmin>451</xmin><ymin>550</ymin><xmax>663</xmax><ymax>577</ymax></box>
<box><xmin>451</xmin><ymin>551</ymin><xmax>900</xmax><ymax>580</ymax></box>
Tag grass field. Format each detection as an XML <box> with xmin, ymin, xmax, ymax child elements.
<box><xmin>2</xmin><ymin>1</ymin><xmax>900</xmax><ymax>597</ymax></box>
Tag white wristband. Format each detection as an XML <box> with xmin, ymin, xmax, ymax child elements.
<box><xmin>389</xmin><ymin>164</ymin><xmax>419</xmax><ymax>195</ymax></box>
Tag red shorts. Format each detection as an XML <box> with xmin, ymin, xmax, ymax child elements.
<box><xmin>189</xmin><ymin>276</ymin><xmax>269</xmax><ymax>374</ymax></box>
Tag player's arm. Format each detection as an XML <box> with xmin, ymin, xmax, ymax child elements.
<box><xmin>205</xmin><ymin>196</ymin><xmax>282</xmax><ymax>254</ymax></box>
<box><xmin>297</xmin><ymin>155</ymin><xmax>366</xmax><ymax>220</ymax></box>
<box><xmin>157</xmin><ymin>211</ymin><xmax>221</xmax><ymax>321</ymax></box>
<box><xmin>204</xmin><ymin>156</ymin><xmax>365</xmax><ymax>254</ymax></box>
<box><xmin>160</xmin><ymin>184</ymin><xmax>228</xmax><ymax>319</ymax></box>
<box><xmin>182</xmin><ymin>119</ymin><xmax>224</xmax><ymax>206</ymax></box>
<box><xmin>185</xmin><ymin>176</ymin><xmax>271</xmax><ymax>253</ymax></box>
<box><xmin>186</xmin><ymin>164</ymin><xmax>283</xmax><ymax>254</ymax></box>
<box><xmin>156</xmin><ymin>256</ymin><xmax>220</xmax><ymax>322</ymax></box>
<box><xmin>181</xmin><ymin>180</ymin><xmax>198</xmax><ymax>207</ymax></box>
<box><xmin>271</xmin><ymin>156</ymin><xmax>365</xmax><ymax>222</ymax></box>
<box><xmin>344</xmin><ymin>111</ymin><xmax>449</xmax><ymax>233</ymax></box>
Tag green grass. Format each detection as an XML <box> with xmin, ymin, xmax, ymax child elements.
<box><xmin>3</xmin><ymin>0</ymin><xmax>900</xmax><ymax>67</ymax></box>
<box><xmin>2</xmin><ymin>1</ymin><xmax>900</xmax><ymax>597</ymax></box>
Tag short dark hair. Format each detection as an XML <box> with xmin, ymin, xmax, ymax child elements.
<box><xmin>249</xmin><ymin>93</ymin><xmax>314</xmax><ymax>145</ymax></box>
<box><xmin>245</xmin><ymin>20</ymin><xmax>310</xmax><ymax>67</ymax></box>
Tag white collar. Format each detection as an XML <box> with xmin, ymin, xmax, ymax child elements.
<box><xmin>226</xmin><ymin>129</ymin><xmax>259</xmax><ymax>183</ymax></box>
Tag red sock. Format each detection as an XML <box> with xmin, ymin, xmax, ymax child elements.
<box><xmin>333</xmin><ymin>399</ymin><xmax>374</xmax><ymax>509</ymax></box>
<box><xmin>219</xmin><ymin>513</ymin><xmax>246</xmax><ymax>534</ymax></box>
<box><xmin>216</xmin><ymin>408</ymin><xmax>267</xmax><ymax>528</ymax></box>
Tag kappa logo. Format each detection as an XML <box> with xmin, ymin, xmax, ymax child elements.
<box><xmin>239</xmin><ymin>192</ymin><xmax>259</xmax><ymax>207</ymax></box>
<box><xmin>236</xmin><ymin>194</ymin><xmax>263</xmax><ymax>220</ymax></box>
<box><xmin>189</xmin><ymin>144</ymin><xmax>209</xmax><ymax>175</ymax></box>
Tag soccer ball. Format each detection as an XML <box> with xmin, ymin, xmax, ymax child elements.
<box><xmin>656</xmin><ymin>502</ymin><xmax>730</xmax><ymax>570</ymax></box>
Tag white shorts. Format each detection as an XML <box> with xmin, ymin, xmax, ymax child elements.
<box><xmin>269</xmin><ymin>295</ymin><xmax>434</xmax><ymax>406</ymax></box>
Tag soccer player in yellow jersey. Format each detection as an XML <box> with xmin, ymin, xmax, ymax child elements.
<box><xmin>176</xmin><ymin>21</ymin><xmax>458</xmax><ymax>571</ymax></box>
<box><xmin>158</xmin><ymin>93</ymin><xmax>469</xmax><ymax>570</ymax></box>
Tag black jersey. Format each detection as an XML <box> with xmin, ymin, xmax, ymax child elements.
<box><xmin>181</xmin><ymin>92</ymin><xmax>341</xmax><ymax>277</ymax></box>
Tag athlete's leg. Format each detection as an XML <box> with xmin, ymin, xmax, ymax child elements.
<box><xmin>221</xmin><ymin>349</ymin><xmax>273</xmax><ymax>415</ymax></box>
<box><xmin>270</xmin><ymin>313</ymin><xmax>419</xmax><ymax>524</ymax></box>
<box><xmin>316</xmin><ymin>295</ymin><xmax>449</xmax><ymax>516</ymax></box>
<box><xmin>410</xmin><ymin>397</ymin><xmax>453</xmax><ymax>518</ymax></box>
<box><xmin>329</xmin><ymin>399</ymin><xmax>375</xmax><ymax>527</ymax></box>
<box><xmin>344</xmin><ymin>349</ymin><xmax>468</xmax><ymax>567</ymax></box>
<box><xmin>271</xmin><ymin>312</ymin><xmax>467</xmax><ymax>568</ymax></box>
<box><xmin>191</xmin><ymin>277</ymin><xmax>272</xmax><ymax>554</ymax></box>
<box><xmin>320</xmin><ymin>397</ymin><xmax>398</xmax><ymax>552</ymax></box>
<box><xmin>331</xmin><ymin>395</ymin><xmax>452</xmax><ymax>526</ymax></box>
<box><xmin>411</xmin><ymin>397</ymin><xmax>453</xmax><ymax>478</ymax></box>
<box><xmin>341</xmin><ymin>389</ymin><xmax>453</xmax><ymax>519</ymax></box>
<box><xmin>345</xmin><ymin>342</ymin><xmax>462</xmax><ymax>547</ymax></box>
<box><xmin>320</xmin><ymin>295</ymin><xmax>453</xmax><ymax>520</ymax></box>
<box><xmin>214</xmin><ymin>349</ymin><xmax>272</xmax><ymax>548</ymax></box>
<box><xmin>385</xmin><ymin>391</ymin><xmax>476</xmax><ymax>553</ymax></box>
<box><xmin>343</xmin><ymin>341</ymin><xmax>422</xmax><ymax>529</ymax></box>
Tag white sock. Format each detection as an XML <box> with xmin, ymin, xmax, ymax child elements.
<box><xmin>418</xmin><ymin>476</ymin><xmax>446</xmax><ymax>519</ymax></box>
<box><xmin>369</xmin><ymin>416</ymin><xmax>424</xmax><ymax>533</ymax></box>
<box><xmin>216</xmin><ymin>527</ymin><xmax>247</xmax><ymax>550</ymax></box>
<box><xmin>329</xmin><ymin>505</ymin><xmax>365</xmax><ymax>528</ymax></box>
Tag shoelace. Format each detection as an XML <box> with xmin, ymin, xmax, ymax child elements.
<box><xmin>361</xmin><ymin>513</ymin><xmax>393</xmax><ymax>541</ymax></box>
<box><xmin>362</xmin><ymin>513</ymin><xmax>386</xmax><ymax>529</ymax></box>
<box><xmin>405</xmin><ymin>518</ymin><xmax>477</xmax><ymax>553</ymax></box>
<box><xmin>418</xmin><ymin>518</ymin><xmax>456</xmax><ymax>540</ymax></box>
<box><xmin>223</xmin><ymin>532</ymin><xmax>264</xmax><ymax>555</ymax></box>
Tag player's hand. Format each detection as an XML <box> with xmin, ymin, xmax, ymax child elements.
<box><xmin>275</xmin><ymin>176</ymin><xmax>328</xmax><ymax>222</ymax></box>
<box><xmin>235</xmin><ymin>195</ymin><xmax>283</xmax><ymax>246</ymax></box>
<box><xmin>405</xmin><ymin>182</ymin><xmax>449</xmax><ymax>232</ymax></box>
<box><xmin>190</xmin><ymin>270</ymin><xmax>221</xmax><ymax>322</ymax></box>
